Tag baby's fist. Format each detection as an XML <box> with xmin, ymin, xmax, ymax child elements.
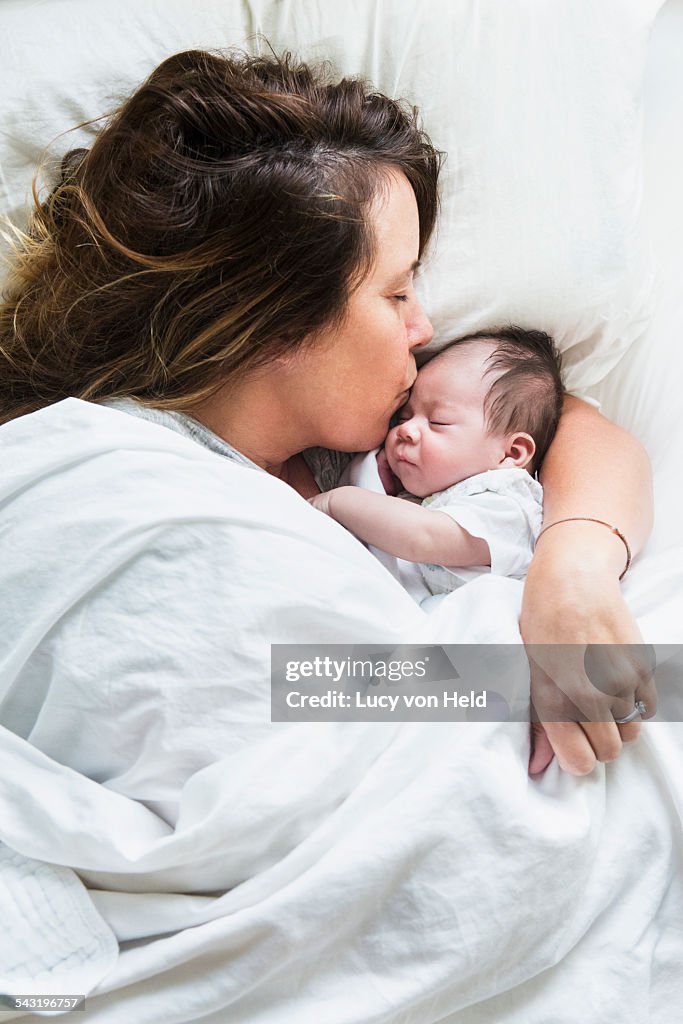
<box><xmin>308</xmin><ymin>490</ymin><xmax>334</xmax><ymax>516</ymax></box>
<box><xmin>376</xmin><ymin>448</ymin><xmax>401</xmax><ymax>495</ymax></box>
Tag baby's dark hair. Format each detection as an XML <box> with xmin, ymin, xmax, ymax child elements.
<box><xmin>449</xmin><ymin>325</ymin><xmax>564</xmax><ymax>474</ymax></box>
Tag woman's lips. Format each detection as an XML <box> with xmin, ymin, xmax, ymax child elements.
<box><xmin>395</xmin><ymin>375</ymin><xmax>416</xmax><ymax>403</ymax></box>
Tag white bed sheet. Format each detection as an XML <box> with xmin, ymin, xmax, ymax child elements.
<box><xmin>0</xmin><ymin>1</ymin><xmax>682</xmax><ymax>1022</ymax></box>
<box><xmin>0</xmin><ymin>397</ymin><xmax>680</xmax><ymax>1024</ymax></box>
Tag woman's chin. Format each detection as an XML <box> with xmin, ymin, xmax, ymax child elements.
<box><xmin>337</xmin><ymin>412</ymin><xmax>403</xmax><ymax>453</ymax></box>
<box><xmin>347</xmin><ymin>424</ymin><xmax>390</xmax><ymax>453</ymax></box>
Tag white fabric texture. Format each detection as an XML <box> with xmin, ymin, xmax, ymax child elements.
<box><xmin>0</xmin><ymin>0</ymin><xmax>663</xmax><ymax>391</ymax></box>
<box><xmin>0</xmin><ymin>843</ymin><xmax>117</xmax><ymax>999</ymax></box>
<box><xmin>421</xmin><ymin>468</ymin><xmax>543</xmax><ymax>590</ymax></box>
<box><xmin>1</xmin><ymin>0</ymin><xmax>683</xmax><ymax>1021</ymax></box>
<box><xmin>0</xmin><ymin>399</ymin><xmax>682</xmax><ymax>1024</ymax></box>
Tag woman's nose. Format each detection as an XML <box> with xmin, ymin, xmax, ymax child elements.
<box><xmin>407</xmin><ymin>299</ymin><xmax>433</xmax><ymax>350</ymax></box>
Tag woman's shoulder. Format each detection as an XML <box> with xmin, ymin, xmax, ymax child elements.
<box><xmin>103</xmin><ymin>397</ymin><xmax>259</xmax><ymax>469</ymax></box>
<box><xmin>0</xmin><ymin>397</ymin><xmax>255</xmax><ymax>511</ymax></box>
<box><xmin>0</xmin><ymin>397</ymin><xmax>313</xmax><ymax>543</ymax></box>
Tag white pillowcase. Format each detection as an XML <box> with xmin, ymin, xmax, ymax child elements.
<box><xmin>0</xmin><ymin>0</ymin><xmax>664</xmax><ymax>391</ymax></box>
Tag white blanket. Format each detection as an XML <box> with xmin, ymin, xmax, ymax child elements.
<box><xmin>1</xmin><ymin>398</ymin><xmax>682</xmax><ymax>1022</ymax></box>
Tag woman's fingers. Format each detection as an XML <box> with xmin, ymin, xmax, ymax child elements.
<box><xmin>584</xmin><ymin>642</ymin><xmax>657</xmax><ymax>721</ymax></box>
<box><xmin>528</xmin><ymin>720</ymin><xmax>610</xmax><ymax>776</ymax></box>
<box><xmin>579</xmin><ymin>721</ymin><xmax>627</xmax><ymax>764</ymax></box>
<box><xmin>528</xmin><ymin>650</ymin><xmax>651</xmax><ymax>776</ymax></box>
<box><xmin>529</xmin><ymin>664</ymin><xmax>596</xmax><ymax>775</ymax></box>
<box><xmin>616</xmin><ymin>719</ymin><xmax>641</xmax><ymax>744</ymax></box>
<box><xmin>538</xmin><ymin>721</ymin><xmax>599</xmax><ymax>776</ymax></box>
<box><xmin>532</xmin><ymin>720</ymin><xmax>633</xmax><ymax>776</ymax></box>
<box><xmin>528</xmin><ymin>722</ymin><xmax>555</xmax><ymax>775</ymax></box>
<box><xmin>635</xmin><ymin>665</ymin><xmax>659</xmax><ymax>721</ymax></box>
<box><xmin>638</xmin><ymin>691</ymin><xmax>658</xmax><ymax>720</ymax></box>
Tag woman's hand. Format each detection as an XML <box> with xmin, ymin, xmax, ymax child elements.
<box><xmin>523</xmin><ymin>395</ymin><xmax>655</xmax><ymax>775</ymax></box>
<box><xmin>521</xmin><ymin>523</ymin><xmax>657</xmax><ymax>775</ymax></box>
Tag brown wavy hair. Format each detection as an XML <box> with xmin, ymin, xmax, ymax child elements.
<box><xmin>0</xmin><ymin>48</ymin><xmax>440</xmax><ymax>424</ymax></box>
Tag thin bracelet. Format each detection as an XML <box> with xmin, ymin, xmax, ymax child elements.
<box><xmin>535</xmin><ymin>517</ymin><xmax>632</xmax><ymax>581</ymax></box>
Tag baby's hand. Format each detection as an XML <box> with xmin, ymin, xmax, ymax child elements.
<box><xmin>308</xmin><ymin>490</ymin><xmax>335</xmax><ymax>517</ymax></box>
<box><xmin>376</xmin><ymin>448</ymin><xmax>401</xmax><ymax>495</ymax></box>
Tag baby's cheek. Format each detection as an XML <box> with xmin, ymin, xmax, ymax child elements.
<box><xmin>430</xmin><ymin>444</ymin><xmax>452</xmax><ymax>478</ymax></box>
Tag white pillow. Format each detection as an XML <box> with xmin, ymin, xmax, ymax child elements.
<box><xmin>0</xmin><ymin>0</ymin><xmax>664</xmax><ymax>392</ymax></box>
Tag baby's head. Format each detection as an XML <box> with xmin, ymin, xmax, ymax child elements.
<box><xmin>384</xmin><ymin>327</ymin><xmax>564</xmax><ymax>497</ymax></box>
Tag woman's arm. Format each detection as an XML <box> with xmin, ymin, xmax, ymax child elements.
<box><xmin>538</xmin><ymin>395</ymin><xmax>653</xmax><ymax>557</ymax></box>
<box><xmin>521</xmin><ymin>395</ymin><xmax>656</xmax><ymax>775</ymax></box>
<box><xmin>309</xmin><ymin>487</ymin><xmax>490</xmax><ymax>566</ymax></box>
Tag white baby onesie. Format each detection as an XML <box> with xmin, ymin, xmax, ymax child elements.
<box><xmin>419</xmin><ymin>468</ymin><xmax>543</xmax><ymax>595</ymax></box>
<box><xmin>340</xmin><ymin>453</ymin><xmax>542</xmax><ymax>604</ymax></box>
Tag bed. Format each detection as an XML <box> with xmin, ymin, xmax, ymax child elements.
<box><xmin>1</xmin><ymin>1</ymin><xmax>682</xmax><ymax>1021</ymax></box>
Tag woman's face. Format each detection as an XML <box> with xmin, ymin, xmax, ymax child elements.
<box><xmin>291</xmin><ymin>169</ymin><xmax>433</xmax><ymax>452</ymax></box>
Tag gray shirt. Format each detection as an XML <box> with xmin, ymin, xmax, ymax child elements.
<box><xmin>103</xmin><ymin>398</ymin><xmax>351</xmax><ymax>492</ymax></box>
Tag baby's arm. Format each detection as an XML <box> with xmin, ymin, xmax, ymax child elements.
<box><xmin>309</xmin><ymin>487</ymin><xmax>490</xmax><ymax>567</ymax></box>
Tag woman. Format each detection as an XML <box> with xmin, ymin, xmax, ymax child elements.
<box><xmin>0</xmin><ymin>48</ymin><xmax>652</xmax><ymax>791</ymax></box>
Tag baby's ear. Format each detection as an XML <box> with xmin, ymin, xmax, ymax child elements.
<box><xmin>501</xmin><ymin>432</ymin><xmax>536</xmax><ymax>470</ymax></box>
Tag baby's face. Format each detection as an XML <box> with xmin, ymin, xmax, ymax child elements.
<box><xmin>384</xmin><ymin>342</ymin><xmax>507</xmax><ymax>497</ymax></box>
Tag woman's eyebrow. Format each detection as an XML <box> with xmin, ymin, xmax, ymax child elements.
<box><xmin>387</xmin><ymin>260</ymin><xmax>421</xmax><ymax>288</ymax></box>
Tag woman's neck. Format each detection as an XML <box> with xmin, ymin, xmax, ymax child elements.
<box><xmin>272</xmin><ymin>453</ymin><xmax>320</xmax><ymax>497</ymax></box>
<box><xmin>188</xmin><ymin>376</ymin><xmax>320</xmax><ymax>495</ymax></box>
<box><xmin>189</xmin><ymin>378</ymin><xmax>303</xmax><ymax>471</ymax></box>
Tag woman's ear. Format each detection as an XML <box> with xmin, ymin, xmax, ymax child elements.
<box><xmin>500</xmin><ymin>432</ymin><xmax>536</xmax><ymax>470</ymax></box>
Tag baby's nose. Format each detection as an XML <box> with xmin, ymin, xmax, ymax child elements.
<box><xmin>397</xmin><ymin>419</ymin><xmax>419</xmax><ymax>441</ymax></box>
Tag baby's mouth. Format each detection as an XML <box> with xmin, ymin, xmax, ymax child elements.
<box><xmin>393</xmin><ymin>451</ymin><xmax>417</xmax><ymax>468</ymax></box>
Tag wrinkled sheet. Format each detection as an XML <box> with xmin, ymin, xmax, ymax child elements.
<box><xmin>0</xmin><ymin>398</ymin><xmax>682</xmax><ymax>1023</ymax></box>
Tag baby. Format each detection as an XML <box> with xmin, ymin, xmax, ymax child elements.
<box><xmin>309</xmin><ymin>327</ymin><xmax>564</xmax><ymax>597</ymax></box>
